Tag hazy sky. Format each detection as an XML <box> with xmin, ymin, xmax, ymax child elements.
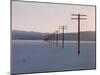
<box><xmin>12</xmin><ymin>1</ymin><xmax>95</xmax><ymax>33</ymax></box>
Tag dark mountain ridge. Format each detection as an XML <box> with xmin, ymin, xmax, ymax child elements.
<box><xmin>12</xmin><ymin>30</ymin><xmax>95</xmax><ymax>41</ymax></box>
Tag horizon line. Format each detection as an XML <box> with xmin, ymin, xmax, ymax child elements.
<box><xmin>12</xmin><ymin>29</ymin><xmax>96</xmax><ymax>33</ymax></box>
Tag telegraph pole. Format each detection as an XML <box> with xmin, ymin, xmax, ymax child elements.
<box><xmin>51</xmin><ymin>33</ymin><xmax>55</xmax><ymax>45</ymax></box>
<box><xmin>55</xmin><ymin>30</ymin><xmax>59</xmax><ymax>46</ymax></box>
<box><xmin>71</xmin><ymin>14</ymin><xmax>87</xmax><ymax>55</ymax></box>
<box><xmin>59</xmin><ymin>26</ymin><xmax>67</xmax><ymax>48</ymax></box>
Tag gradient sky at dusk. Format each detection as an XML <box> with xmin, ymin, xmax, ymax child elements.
<box><xmin>12</xmin><ymin>1</ymin><xmax>95</xmax><ymax>33</ymax></box>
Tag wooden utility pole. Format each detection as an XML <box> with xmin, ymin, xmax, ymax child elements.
<box><xmin>55</xmin><ymin>30</ymin><xmax>59</xmax><ymax>46</ymax></box>
<box><xmin>59</xmin><ymin>26</ymin><xmax>67</xmax><ymax>48</ymax></box>
<box><xmin>71</xmin><ymin>14</ymin><xmax>87</xmax><ymax>55</ymax></box>
<box><xmin>51</xmin><ymin>33</ymin><xmax>55</xmax><ymax>45</ymax></box>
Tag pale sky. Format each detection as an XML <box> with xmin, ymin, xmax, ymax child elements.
<box><xmin>12</xmin><ymin>1</ymin><xmax>95</xmax><ymax>33</ymax></box>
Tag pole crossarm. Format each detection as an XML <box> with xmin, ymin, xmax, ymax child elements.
<box><xmin>72</xmin><ymin>18</ymin><xmax>87</xmax><ymax>20</ymax></box>
<box><xmin>59</xmin><ymin>26</ymin><xmax>67</xmax><ymax>27</ymax></box>
<box><xmin>72</xmin><ymin>14</ymin><xmax>87</xmax><ymax>16</ymax></box>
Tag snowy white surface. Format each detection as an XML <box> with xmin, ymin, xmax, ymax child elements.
<box><xmin>11</xmin><ymin>40</ymin><xmax>96</xmax><ymax>74</ymax></box>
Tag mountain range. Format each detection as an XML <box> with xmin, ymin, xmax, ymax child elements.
<box><xmin>12</xmin><ymin>30</ymin><xmax>95</xmax><ymax>41</ymax></box>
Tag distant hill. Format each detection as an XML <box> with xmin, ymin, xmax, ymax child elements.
<box><xmin>12</xmin><ymin>30</ymin><xmax>95</xmax><ymax>41</ymax></box>
<box><xmin>12</xmin><ymin>30</ymin><xmax>48</xmax><ymax>40</ymax></box>
<box><xmin>60</xmin><ymin>32</ymin><xmax>95</xmax><ymax>41</ymax></box>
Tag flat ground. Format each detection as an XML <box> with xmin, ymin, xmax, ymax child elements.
<box><xmin>11</xmin><ymin>40</ymin><xmax>96</xmax><ymax>74</ymax></box>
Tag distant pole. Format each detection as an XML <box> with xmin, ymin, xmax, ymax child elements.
<box><xmin>55</xmin><ymin>30</ymin><xmax>59</xmax><ymax>46</ymax></box>
<box><xmin>59</xmin><ymin>26</ymin><xmax>67</xmax><ymax>48</ymax></box>
<box><xmin>52</xmin><ymin>33</ymin><xmax>55</xmax><ymax>45</ymax></box>
<box><xmin>47</xmin><ymin>33</ymin><xmax>54</xmax><ymax>45</ymax></box>
<box><xmin>71</xmin><ymin>14</ymin><xmax>87</xmax><ymax>55</ymax></box>
<box><xmin>62</xmin><ymin>26</ymin><xmax>64</xmax><ymax>48</ymax></box>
